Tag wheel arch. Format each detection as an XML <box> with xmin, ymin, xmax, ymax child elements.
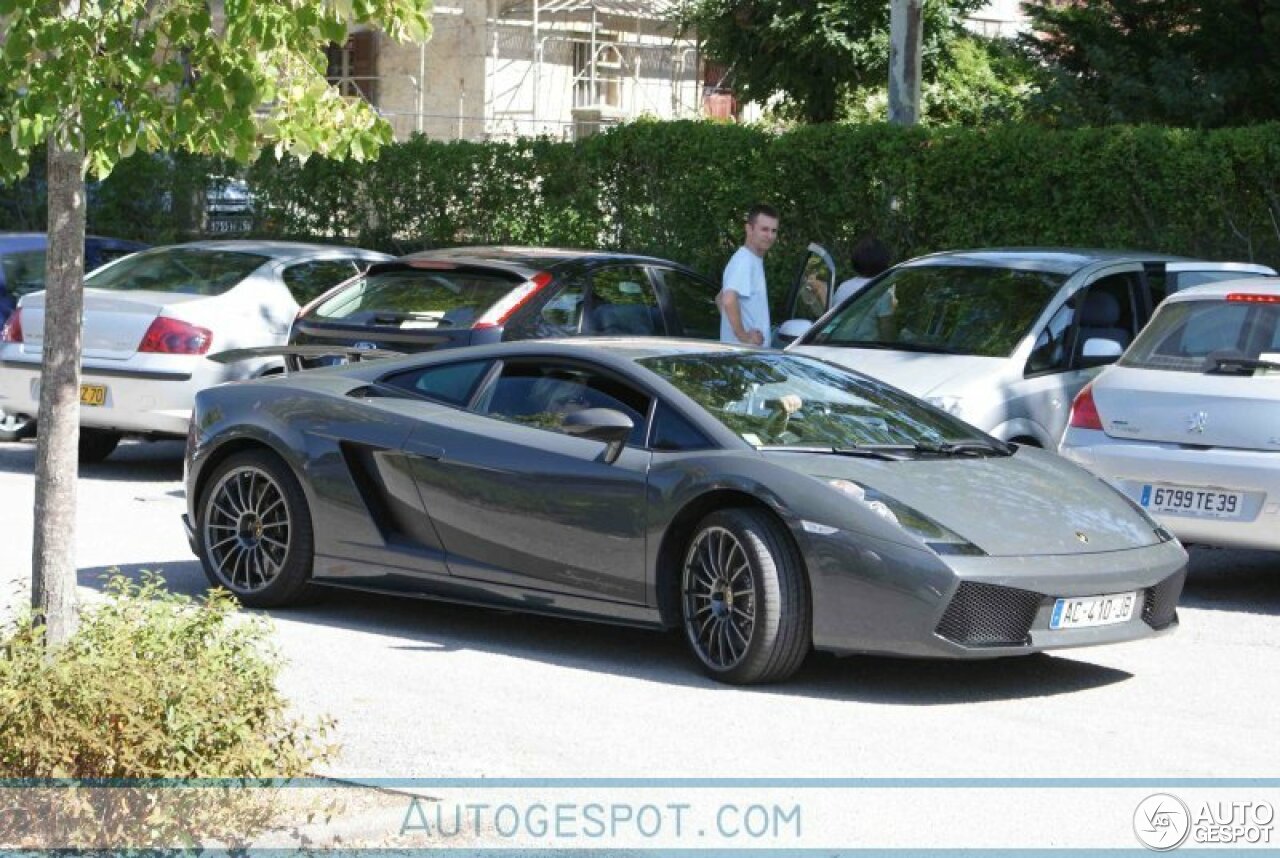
<box><xmin>193</xmin><ymin>434</ymin><xmax>298</xmax><ymax>512</ymax></box>
<box><xmin>654</xmin><ymin>488</ymin><xmax>807</xmax><ymax>630</ymax></box>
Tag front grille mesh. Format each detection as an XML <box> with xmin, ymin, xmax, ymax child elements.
<box><xmin>936</xmin><ymin>581</ymin><xmax>1043</xmax><ymax>647</ymax></box>
<box><xmin>1142</xmin><ymin>570</ymin><xmax>1185</xmax><ymax>630</ymax></box>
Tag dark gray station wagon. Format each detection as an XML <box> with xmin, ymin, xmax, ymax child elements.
<box><xmin>289</xmin><ymin>246</ymin><xmax>722</xmax><ymax>362</ymax></box>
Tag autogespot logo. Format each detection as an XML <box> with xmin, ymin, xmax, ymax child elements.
<box><xmin>1135</xmin><ymin>793</ymin><xmax>1191</xmax><ymax>851</ymax></box>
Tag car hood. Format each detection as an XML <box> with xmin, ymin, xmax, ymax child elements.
<box><xmin>763</xmin><ymin>446</ymin><xmax>1161</xmax><ymax>556</ymax></box>
<box><xmin>792</xmin><ymin>346</ymin><xmax>1008</xmax><ymax>398</ymax></box>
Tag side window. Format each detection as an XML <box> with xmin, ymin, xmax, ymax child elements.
<box><xmin>1073</xmin><ymin>273</ymin><xmax>1140</xmax><ymax>363</ymax></box>
<box><xmin>382</xmin><ymin>360</ymin><xmax>491</xmax><ymax>407</ymax></box>
<box><xmin>282</xmin><ymin>259</ymin><xmax>361</xmax><ymax>305</ymax></box>
<box><xmin>788</xmin><ymin>249</ymin><xmax>837</xmax><ymax>323</ymax></box>
<box><xmin>586</xmin><ymin>266</ymin><xmax>664</xmax><ymax>336</ymax></box>
<box><xmin>1145</xmin><ymin>269</ymin><xmax>1170</xmax><ymax>309</ymax></box>
<box><xmin>1025</xmin><ymin>297</ymin><xmax>1076</xmax><ymax>375</ymax></box>
<box><xmin>649</xmin><ymin>402</ymin><xmax>712</xmax><ymax>451</ymax></box>
<box><xmin>505</xmin><ymin>274</ymin><xmax>586</xmax><ymax>341</ymax></box>
<box><xmin>1</xmin><ymin>250</ymin><xmax>47</xmax><ymax>298</ymax></box>
<box><xmin>477</xmin><ymin>361</ymin><xmax>650</xmax><ymax>445</ymax></box>
<box><xmin>653</xmin><ymin>267</ymin><xmax>719</xmax><ymax>339</ymax></box>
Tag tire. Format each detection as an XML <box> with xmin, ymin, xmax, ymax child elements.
<box><xmin>78</xmin><ymin>429</ymin><xmax>122</xmax><ymax>463</ymax></box>
<box><xmin>680</xmin><ymin>508</ymin><xmax>811</xmax><ymax>685</ymax></box>
<box><xmin>0</xmin><ymin>409</ymin><xmax>35</xmax><ymax>442</ymax></box>
<box><xmin>195</xmin><ymin>449</ymin><xmax>315</xmax><ymax>608</ymax></box>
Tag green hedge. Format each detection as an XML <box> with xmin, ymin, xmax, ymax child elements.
<box><xmin>6</xmin><ymin>121</ymin><xmax>1280</xmax><ymax>293</ymax></box>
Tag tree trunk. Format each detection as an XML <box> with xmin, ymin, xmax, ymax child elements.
<box><xmin>889</xmin><ymin>0</ymin><xmax>923</xmax><ymax>126</ymax></box>
<box><xmin>32</xmin><ymin>136</ymin><xmax>87</xmax><ymax>646</ymax></box>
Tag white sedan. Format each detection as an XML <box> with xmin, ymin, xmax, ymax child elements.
<box><xmin>0</xmin><ymin>240</ymin><xmax>389</xmax><ymax>461</ymax></box>
<box><xmin>1059</xmin><ymin>278</ymin><xmax>1280</xmax><ymax>550</ymax></box>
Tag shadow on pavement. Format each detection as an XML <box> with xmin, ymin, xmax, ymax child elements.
<box><xmin>76</xmin><ymin>562</ymin><xmax>1132</xmax><ymax>705</ymax></box>
<box><xmin>0</xmin><ymin>439</ymin><xmax>184</xmax><ymax>480</ymax></box>
<box><xmin>1181</xmin><ymin>546</ymin><xmax>1280</xmax><ymax>617</ymax></box>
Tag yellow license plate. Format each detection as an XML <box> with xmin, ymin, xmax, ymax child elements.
<box><xmin>80</xmin><ymin>384</ymin><xmax>107</xmax><ymax>407</ymax></box>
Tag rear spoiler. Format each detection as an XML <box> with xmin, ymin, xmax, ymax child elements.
<box><xmin>209</xmin><ymin>345</ymin><xmax>405</xmax><ymax>374</ymax></box>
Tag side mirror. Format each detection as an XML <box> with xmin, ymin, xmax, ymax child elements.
<box><xmin>562</xmin><ymin>407</ymin><xmax>634</xmax><ymax>464</ymax></box>
<box><xmin>774</xmin><ymin>318</ymin><xmax>814</xmax><ymax>348</ymax></box>
<box><xmin>1080</xmin><ymin>337</ymin><xmax>1125</xmax><ymax>367</ymax></box>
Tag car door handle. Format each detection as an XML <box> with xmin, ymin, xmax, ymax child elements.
<box><xmin>404</xmin><ymin>440</ymin><xmax>444</xmax><ymax>460</ymax></box>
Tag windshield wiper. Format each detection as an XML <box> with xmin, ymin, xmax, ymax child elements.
<box><xmin>911</xmin><ymin>439</ymin><xmax>1013</xmax><ymax>457</ymax></box>
<box><xmin>816</xmin><ymin>340</ymin><xmax>965</xmax><ymax>355</ymax></box>
<box><xmin>1206</xmin><ymin>356</ymin><xmax>1280</xmax><ymax>375</ymax></box>
<box><xmin>758</xmin><ymin>444</ymin><xmax>909</xmax><ymax>461</ymax></box>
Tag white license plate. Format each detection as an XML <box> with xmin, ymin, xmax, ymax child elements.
<box><xmin>1050</xmin><ymin>591</ymin><xmax>1137</xmax><ymax>630</ymax></box>
<box><xmin>1141</xmin><ymin>483</ymin><xmax>1246</xmax><ymax>519</ymax></box>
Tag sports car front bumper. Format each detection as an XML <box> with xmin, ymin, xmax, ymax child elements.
<box><xmin>804</xmin><ymin>527</ymin><xmax>1186</xmax><ymax>659</ymax></box>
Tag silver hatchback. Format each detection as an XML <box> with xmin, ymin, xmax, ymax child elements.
<box><xmin>783</xmin><ymin>246</ymin><xmax>1273</xmax><ymax>448</ymax></box>
<box><xmin>1059</xmin><ymin>279</ymin><xmax>1280</xmax><ymax>550</ymax></box>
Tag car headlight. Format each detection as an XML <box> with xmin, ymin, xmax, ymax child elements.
<box><xmin>926</xmin><ymin>395</ymin><xmax>965</xmax><ymax>416</ymax></box>
<box><xmin>827</xmin><ymin>478</ymin><xmax>986</xmax><ymax>556</ymax></box>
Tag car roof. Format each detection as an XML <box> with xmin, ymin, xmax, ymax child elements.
<box><xmin>1162</xmin><ymin>277</ymin><xmax>1280</xmax><ymax>303</ymax></box>
<box><xmin>166</xmin><ymin>239</ymin><xmax>389</xmax><ymax>260</ymax></box>
<box><xmin>398</xmin><ymin>246</ymin><xmax>697</xmax><ymax>275</ymax></box>
<box><xmin>902</xmin><ymin>247</ymin><xmax>1191</xmax><ymax>276</ymax></box>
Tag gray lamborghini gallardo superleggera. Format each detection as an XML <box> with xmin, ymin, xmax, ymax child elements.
<box><xmin>183</xmin><ymin>339</ymin><xmax>1185</xmax><ymax>684</ymax></box>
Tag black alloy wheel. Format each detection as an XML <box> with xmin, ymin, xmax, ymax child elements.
<box><xmin>681</xmin><ymin>508</ymin><xmax>811</xmax><ymax>684</ymax></box>
<box><xmin>197</xmin><ymin>450</ymin><xmax>314</xmax><ymax>608</ymax></box>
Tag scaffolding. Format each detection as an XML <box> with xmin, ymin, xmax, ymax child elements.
<box><xmin>486</xmin><ymin>0</ymin><xmax>703</xmax><ymax>140</ymax></box>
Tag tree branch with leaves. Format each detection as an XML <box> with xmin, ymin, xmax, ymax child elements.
<box><xmin>0</xmin><ymin>0</ymin><xmax>432</xmax><ymax>643</ymax></box>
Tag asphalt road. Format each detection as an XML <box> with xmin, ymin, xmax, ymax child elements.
<box><xmin>3</xmin><ymin>438</ymin><xmax>1279</xmax><ymax>780</ymax></box>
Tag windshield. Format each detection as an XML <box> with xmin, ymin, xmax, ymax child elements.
<box><xmin>308</xmin><ymin>267</ymin><xmax>521</xmax><ymax>329</ymax></box>
<box><xmin>639</xmin><ymin>352</ymin><xmax>996</xmax><ymax>449</ymax></box>
<box><xmin>85</xmin><ymin>248</ymin><xmax>268</xmax><ymax>295</ymax></box>
<box><xmin>1120</xmin><ymin>298</ymin><xmax>1280</xmax><ymax>374</ymax></box>
<box><xmin>809</xmin><ymin>264</ymin><xmax>1066</xmax><ymax>357</ymax></box>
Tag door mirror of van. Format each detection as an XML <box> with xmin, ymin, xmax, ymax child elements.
<box><xmin>775</xmin><ymin>318</ymin><xmax>814</xmax><ymax>347</ymax></box>
<box><xmin>1080</xmin><ymin>337</ymin><xmax>1125</xmax><ymax>367</ymax></box>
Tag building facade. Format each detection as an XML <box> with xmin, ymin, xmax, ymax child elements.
<box><xmin>331</xmin><ymin>0</ymin><xmax>1035</xmax><ymax>142</ymax></box>
<box><xmin>329</xmin><ymin>0</ymin><xmax>718</xmax><ymax>142</ymax></box>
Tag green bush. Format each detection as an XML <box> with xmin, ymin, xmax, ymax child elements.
<box><xmin>7</xmin><ymin>120</ymin><xmax>1280</xmax><ymax>310</ymax></box>
<box><xmin>0</xmin><ymin>573</ymin><xmax>332</xmax><ymax>848</ymax></box>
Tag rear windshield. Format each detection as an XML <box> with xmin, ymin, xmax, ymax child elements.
<box><xmin>809</xmin><ymin>264</ymin><xmax>1065</xmax><ymax>357</ymax></box>
<box><xmin>1120</xmin><ymin>298</ymin><xmax>1280</xmax><ymax>374</ymax></box>
<box><xmin>306</xmin><ymin>268</ymin><xmax>521</xmax><ymax>329</ymax></box>
<box><xmin>85</xmin><ymin>249</ymin><xmax>268</xmax><ymax>296</ymax></box>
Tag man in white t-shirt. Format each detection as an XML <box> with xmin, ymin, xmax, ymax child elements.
<box><xmin>719</xmin><ymin>204</ymin><xmax>779</xmax><ymax>346</ymax></box>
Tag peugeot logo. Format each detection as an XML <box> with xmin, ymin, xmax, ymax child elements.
<box><xmin>1187</xmin><ymin>411</ymin><xmax>1208</xmax><ymax>434</ymax></box>
<box><xmin>353</xmin><ymin>341</ymin><xmax>379</xmax><ymax>350</ymax></box>
<box><xmin>1075</xmin><ymin>531</ymin><xmax>1090</xmax><ymax>544</ymax></box>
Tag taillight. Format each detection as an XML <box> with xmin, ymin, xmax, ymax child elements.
<box><xmin>138</xmin><ymin>317</ymin><xmax>213</xmax><ymax>355</ymax></box>
<box><xmin>1068</xmin><ymin>383</ymin><xmax>1104</xmax><ymax>430</ymax></box>
<box><xmin>1226</xmin><ymin>292</ymin><xmax>1280</xmax><ymax>304</ymax></box>
<box><xmin>0</xmin><ymin>309</ymin><xmax>22</xmax><ymax>344</ymax></box>
<box><xmin>473</xmin><ymin>271</ymin><xmax>555</xmax><ymax>330</ymax></box>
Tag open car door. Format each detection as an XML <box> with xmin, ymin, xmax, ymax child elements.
<box><xmin>776</xmin><ymin>243</ymin><xmax>838</xmax><ymax>347</ymax></box>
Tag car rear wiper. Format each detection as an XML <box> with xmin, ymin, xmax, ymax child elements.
<box><xmin>1206</xmin><ymin>356</ymin><xmax>1280</xmax><ymax>375</ymax></box>
<box><xmin>370</xmin><ymin>311</ymin><xmax>455</xmax><ymax>328</ymax></box>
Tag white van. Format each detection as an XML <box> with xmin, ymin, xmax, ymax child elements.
<box><xmin>782</xmin><ymin>245</ymin><xmax>1274</xmax><ymax>447</ymax></box>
